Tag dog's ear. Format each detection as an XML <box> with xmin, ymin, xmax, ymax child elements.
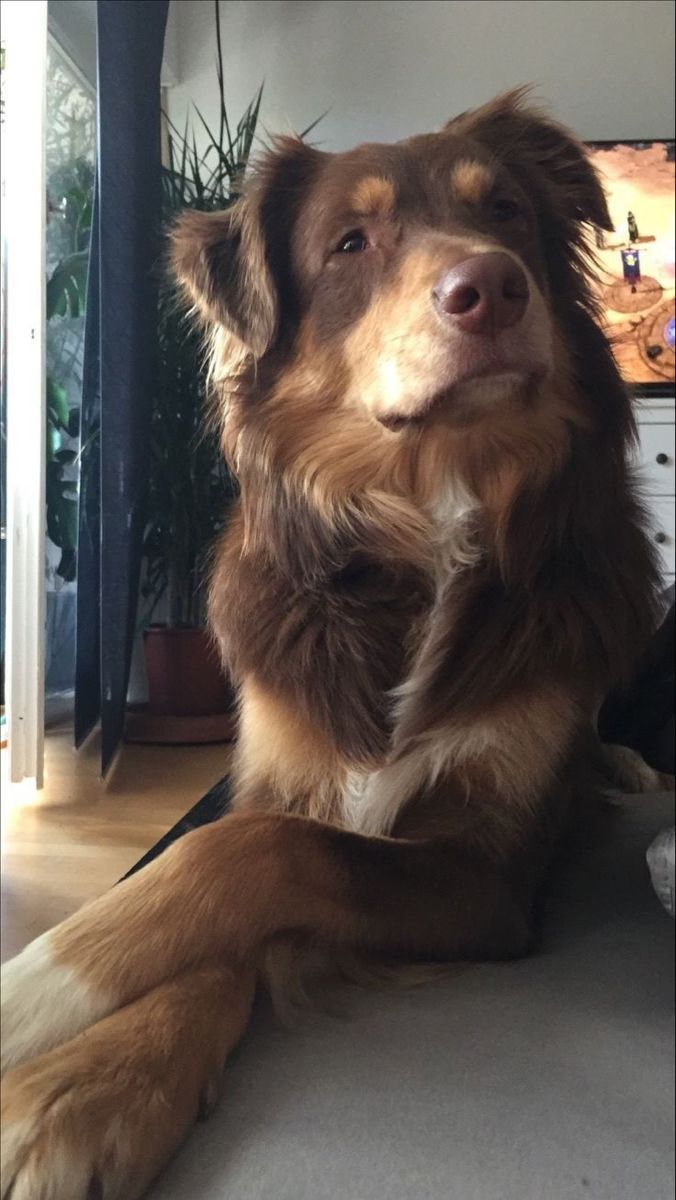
<box><xmin>170</xmin><ymin>137</ymin><xmax>323</xmax><ymax>358</ymax></box>
<box><xmin>170</xmin><ymin>202</ymin><xmax>275</xmax><ymax>356</ymax></box>
<box><xmin>447</xmin><ymin>87</ymin><xmax>613</xmax><ymax>233</ymax></box>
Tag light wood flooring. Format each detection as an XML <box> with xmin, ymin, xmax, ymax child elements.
<box><xmin>1</xmin><ymin>725</ymin><xmax>230</xmax><ymax>962</ymax></box>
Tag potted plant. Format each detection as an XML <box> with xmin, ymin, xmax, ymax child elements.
<box><xmin>137</xmin><ymin>3</ymin><xmax>321</xmax><ymax>738</ymax></box>
<box><xmin>140</xmin><ymin>245</ymin><xmax>240</xmax><ymax>722</ymax></box>
<box><xmin>140</xmin><ymin>78</ymin><xmax>254</xmax><ymax>726</ymax></box>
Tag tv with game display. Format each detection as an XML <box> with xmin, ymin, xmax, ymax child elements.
<box><xmin>585</xmin><ymin>140</ymin><xmax>675</xmax><ymax>396</ymax></box>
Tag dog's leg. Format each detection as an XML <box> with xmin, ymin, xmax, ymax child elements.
<box><xmin>1</xmin><ymin>962</ymin><xmax>255</xmax><ymax>1200</ymax></box>
<box><xmin>599</xmin><ymin>743</ymin><xmax>675</xmax><ymax>794</ymax></box>
<box><xmin>1</xmin><ymin>810</ymin><xmax>532</xmax><ymax>1072</ymax></box>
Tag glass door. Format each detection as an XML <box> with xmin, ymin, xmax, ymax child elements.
<box><xmin>1</xmin><ymin>0</ymin><xmax>48</xmax><ymax>786</ymax></box>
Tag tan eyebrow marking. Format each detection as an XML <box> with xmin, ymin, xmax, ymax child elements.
<box><xmin>450</xmin><ymin>160</ymin><xmax>495</xmax><ymax>204</ymax></box>
<box><xmin>350</xmin><ymin>175</ymin><xmax>395</xmax><ymax>216</ymax></box>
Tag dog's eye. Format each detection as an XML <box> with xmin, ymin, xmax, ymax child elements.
<box><xmin>490</xmin><ymin>197</ymin><xmax>522</xmax><ymax>223</ymax></box>
<box><xmin>335</xmin><ymin>230</ymin><xmax>369</xmax><ymax>254</ymax></box>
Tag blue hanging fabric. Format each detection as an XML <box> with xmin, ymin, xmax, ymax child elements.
<box><xmin>75</xmin><ymin>0</ymin><xmax>169</xmax><ymax>772</ymax></box>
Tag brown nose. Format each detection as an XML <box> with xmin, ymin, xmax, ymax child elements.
<box><xmin>432</xmin><ymin>252</ymin><xmax>529</xmax><ymax>335</ymax></box>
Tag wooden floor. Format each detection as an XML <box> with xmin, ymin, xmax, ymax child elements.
<box><xmin>0</xmin><ymin>725</ymin><xmax>231</xmax><ymax>962</ymax></box>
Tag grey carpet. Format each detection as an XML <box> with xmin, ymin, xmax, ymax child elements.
<box><xmin>149</xmin><ymin>792</ymin><xmax>674</xmax><ymax>1200</ymax></box>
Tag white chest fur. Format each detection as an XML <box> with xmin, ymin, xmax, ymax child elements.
<box><xmin>342</xmin><ymin>483</ymin><xmax>481</xmax><ymax>837</ymax></box>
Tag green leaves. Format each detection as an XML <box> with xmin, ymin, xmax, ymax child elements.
<box><xmin>46</xmin><ymin>249</ymin><xmax>89</xmax><ymax>319</ymax></box>
<box><xmin>47</xmin><ymin>376</ymin><xmax>69</xmax><ymax>430</ymax></box>
<box><xmin>46</xmin><ymin>370</ymin><xmax>80</xmax><ymax>581</ymax></box>
<box><xmin>145</xmin><ymin>4</ymin><xmax>265</xmax><ymax>625</ymax></box>
<box><xmin>46</xmin><ymin>375</ymin><xmax>79</xmax><ymax>463</ymax></box>
<box><xmin>46</xmin><ymin>455</ymin><xmax>78</xmax><ymax>582</ymax></box>
<box><xmin>160</xmin><ymin>68</ymin><xmax>264</xmax><ymax>213</ymax></box>
<box><xmin>144</xmin><ymin>0</ymin><xmax>321</xmax><ymax>626</ymax></box>
<box><xmin>44</xmin><ymin>163</ymin><xmax>93</xmax><ymax>582</ymax></box>
<box><xmin>142</xmin><ymin>291</ymin><xmax>238</xmax><ymax>626</ymax></box>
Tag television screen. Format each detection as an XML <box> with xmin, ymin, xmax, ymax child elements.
<box><xmin>585</xmin><ymin>140</ymin><xmax>675</xmax><ymax>394</ymax></box>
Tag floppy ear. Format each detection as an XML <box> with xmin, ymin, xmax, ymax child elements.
<box><xmin>447</xmin><ymin>87</ymin><xmax>613</xmax><ymax>233</ymax></box>
<box><xmin>170</xmin><ymin>200</ymin><xmax>277</xmax><ymax>357</ymax></box>
<box><xmin>170</xmin><ymin>137</ymin><xmax>323</xmax><ymax>358</ymax></box>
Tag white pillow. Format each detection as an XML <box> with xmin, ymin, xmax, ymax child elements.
<box><xmin>647</xmin><ymin>827</ymin><xmax>675</xmax><ymax>917</ymax></box>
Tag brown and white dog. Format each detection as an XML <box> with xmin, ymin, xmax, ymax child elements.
<box><xmin>0</xmin><ymin>90</ymin><xmax>665</xmax><ymax>1198</ymax></box>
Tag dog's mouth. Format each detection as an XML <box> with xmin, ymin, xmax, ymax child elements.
<box><xmin>377</xmin><ymin>361</ymin><xmax>548</xmax><ymax>432</ymax></box>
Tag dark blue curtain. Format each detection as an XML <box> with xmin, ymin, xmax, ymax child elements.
<box><xmin>75</xmin><ymin>0</ymin><xmax>169</xmax><ymax>772</ymax></box>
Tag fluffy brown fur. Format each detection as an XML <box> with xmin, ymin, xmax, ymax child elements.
<box><xmin>0</xmin><ymin>90</ymin><xmax>664</xmax><ymax>1200</ymax></box>
<box><xmin>192</xmin><ymin>89</ymin><xmax>660</xmax><ymax>819</ymax></box>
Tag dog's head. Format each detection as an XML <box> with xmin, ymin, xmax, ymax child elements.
<box><xmin>172</xmin><ymin>89</ymin><xmax>614</xmax><ymax>496</ymax></box>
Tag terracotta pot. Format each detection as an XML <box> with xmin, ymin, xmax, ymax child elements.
<box><xmin>143</xmin><ymin>626</ymin><xmax>231</xmax><ymax>717</ymax></box>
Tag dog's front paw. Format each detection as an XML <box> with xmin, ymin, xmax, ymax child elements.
<box><xmin>1</xmin><ymin>965</ymin><xmax>254</xmax><ymax>1200</ymax></box>
<box><xmin>2</xmin><ymin>1011</ymin><xmax>222</xmax><ymax>1200</ymax></box>
<box><xmin>1</xmin><ymin>934</ymin><xmax>113</xmax><ymax>1074</ymax></box>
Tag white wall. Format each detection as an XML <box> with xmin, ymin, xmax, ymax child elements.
<box><xmin>48</xmin><ymin>0</ymin><xmax>181</xmax><ymax>89</ymax></box>
<box><xmin>167</xmin><ymin>0</ymin><xmax>675</xmax><ymax>154</ymax></box>
<box><xmin>48</xmin><ymin>0</ymin><xmax>97</xmax><ymax>86</ymax></box>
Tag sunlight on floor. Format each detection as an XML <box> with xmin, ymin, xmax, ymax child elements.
<box><xmin>1</xmin><ymin>727</ymin><xmax>230</xmax><ymax>960</ymax></box>
<box><xmin>0</xmin><ymin>751</ymin><xmax>41</xmax><ymax>848</ymax></box>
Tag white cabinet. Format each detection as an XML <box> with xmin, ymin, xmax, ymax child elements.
<box><xmin>634</xmin><ymin>398</ymin><xmax>676</xmax><ymax>583</ymax></box>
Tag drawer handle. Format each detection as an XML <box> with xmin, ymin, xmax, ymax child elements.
<box><xmin>654</xmin><ymin>531</ymin><xmax>668</xmax><ymax>545</ymax></box>
<box><xmin>655</xmin><ymin>453</ymin><xmax>670</xmax><ymax>465</ymax></box>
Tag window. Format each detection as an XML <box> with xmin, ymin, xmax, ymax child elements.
<box><xmin>44</xmin><ymin>37</ymin><xmax>95</xmax><ymax>704</ymax></box>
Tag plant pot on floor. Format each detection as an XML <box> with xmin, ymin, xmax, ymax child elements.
<box><xmin>125</xmin><ymin>626</ymin><xmax>236</xmax><ymax>745</ymax></box>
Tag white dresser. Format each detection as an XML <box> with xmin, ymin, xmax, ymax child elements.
<box><xmin>634</xmin><ymin>396</ymin><xmax>676</xmax><ymax>584</ymax></box>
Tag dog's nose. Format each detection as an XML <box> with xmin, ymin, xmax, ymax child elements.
<box><xmin>432</xmin><ymin>253</ymin><xmax>529</xmax><ymax>335</ymax></box>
